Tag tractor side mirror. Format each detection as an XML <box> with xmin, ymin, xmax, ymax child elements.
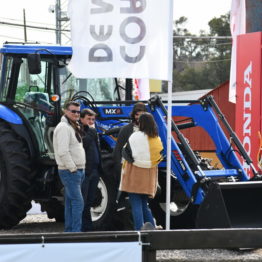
<box><xmin>27</xmin><ymin>53</ymin><xmax>41</xmax><ymax>74</ymax></box>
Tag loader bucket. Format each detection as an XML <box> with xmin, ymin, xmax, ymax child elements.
<box><xmin>196</xmin><ymin>181</ymin><xmax>262</xmax><ymax>228</ymax></box>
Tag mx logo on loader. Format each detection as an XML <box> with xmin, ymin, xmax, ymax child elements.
<box><xmin>103</xmin><ymin>108</ymin><xmax>123</xmax><ymax>115</ymax></box>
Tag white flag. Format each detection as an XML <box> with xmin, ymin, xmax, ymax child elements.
<box><xmin>67</xmin><ymin>0</ymin><xmax>173</xmax><ymax>81</ymax></box>
<box><xmin>229</xmin><ymin>0</ymin><xmax>246</xmax><ymax>103</ymax></box>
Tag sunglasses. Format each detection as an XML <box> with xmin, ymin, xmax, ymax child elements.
<box><xmin>68</xmin><ymin>109</ymin><xmax>81</xmax><ymax>114</ymax></box>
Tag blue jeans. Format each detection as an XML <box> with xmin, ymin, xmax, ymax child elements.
<box><xmin>81</xmin><ymin>169</ymin><xmax>100</xmax><ymax>231</ymax></box>
<box><xmin>58</xmin><ymin>169</ymin><xmax>84</xmax><ymax>232</ymax></box>
<box><xmin>128</xmin><ymin>193</ymin><xmax>155</xmax><ymax>230</ymax></box>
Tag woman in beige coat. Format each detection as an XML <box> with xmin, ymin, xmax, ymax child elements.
<box><xmin>120</xmin><ymin>112</ymin><xmax>163</xmax><ymax>230</ymax></box>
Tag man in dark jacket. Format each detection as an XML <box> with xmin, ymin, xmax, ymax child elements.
<box><xmin>113</xmin><ymin>102</ymin><xmax>147</xmax><ymax>180</ymax></box>
<box><xmin>80</xmin><ymin>108</ymin><xmax>102</xmax><ymax>231</ymax></box>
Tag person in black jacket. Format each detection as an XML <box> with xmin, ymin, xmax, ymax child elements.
<box><xmin>80</xmin><ymin>108</ymin><xmax>102</xmax><ymax>231</ymax></box>
<box><xmin>113</xmin><ymin>102</ymin><xmax>147</xmax><ymax>181</ymax></box>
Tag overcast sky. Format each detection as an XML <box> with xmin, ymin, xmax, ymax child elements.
<box><xmin>174</xmin><ymin>0</ymin><xmax>231</xmax><ymax>32</ymax></box>
<box><xmin>0</xmin><ymin>0</ymin><xmax>231</xmax><ymax>45</ymax></box>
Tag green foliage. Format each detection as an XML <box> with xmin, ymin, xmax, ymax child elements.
<box><xmin>15</xmin><ymin>84</ymin><xmax>45</xmax><ymax>102</ymax></box>
<box><xmin>171</xmin><ymin>13</ymin><xmax>231</xmax><ymax>92</ymax></box>
<box><xmin>15</xmin><ymin>85</ymin><xmax>29</xmax><ymax>102</ymax></box>
<box><xmin>208</xmin><ymin>14</ymin><xmax>231</xmax><ymax>36</ymax></box>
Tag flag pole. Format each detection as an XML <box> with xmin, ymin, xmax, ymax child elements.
<box><xmin>165</xmin><ymin>0</ymin><xmax>174</xmax><ymax>230</ymax></box>
<box><xmin>166</xmin><ymin>80</ymin><xmax>172</xmax><ymax>230</ymax></box>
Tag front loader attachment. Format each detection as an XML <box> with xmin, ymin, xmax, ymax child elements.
<box><xmin>196</xmin><ymin>181</ymin><xmax>262</xmax><ymax>228</ymax></box>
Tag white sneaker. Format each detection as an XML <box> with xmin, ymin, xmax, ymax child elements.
<box><xmin>155</xmin><ymin>225</ymin><xmax>163</xmax><ymax>230</ymax></box>
<box><xmin>170</xmin><ymin>202</ymin><xmax>178</xmax><ymax>212</ymax></box>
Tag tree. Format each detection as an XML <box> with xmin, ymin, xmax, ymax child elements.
<box><xmin>206</xmin><ymin>13</ymin><xmax>231</xmax><ymax>86</ymax></box>
<box><xmin>169</xmin><ymin>13</ymin><xmax>231</xmax><ymax>92</ymax></box>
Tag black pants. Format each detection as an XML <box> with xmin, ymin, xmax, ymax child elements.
<box><xmin>81</xmin><ymin>169</ymin><xmax>99</xmax><ymax>231</ymax></box>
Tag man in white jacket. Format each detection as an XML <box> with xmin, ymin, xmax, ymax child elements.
<box><xmin>53</xmin><ymin>101</ymin><xmax>86</xmax><ymax>232</ymax></box>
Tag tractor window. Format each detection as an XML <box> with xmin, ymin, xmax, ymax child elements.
<box><xmin>14</xmin><ymin>58</ymin><xmax>55</xmax><ymax>158</ymax></box>
<box><xmin>16</xmin><ymin>58</ymin><xmax>48</xmax><ymax>103</ymax></box>
<box><xmin>59</xmin><ymin>66</ymin><xmax>117</xmax><ymax>106</ymax></box>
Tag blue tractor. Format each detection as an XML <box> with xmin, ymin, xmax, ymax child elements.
<box><xmin>0</xmin><ymin>43</ymin><xmax>262</xmax><ymax>230</ymax></box>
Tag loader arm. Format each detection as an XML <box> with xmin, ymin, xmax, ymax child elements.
<box><xmin>172</xmin><ymin>104</ymin><xmax>249</xmax><ymax>179</ymax></box>
<box><xmin>148</xmin><ymin>95</ymin><xmax>256</xmax><ymax>205</ymax></box>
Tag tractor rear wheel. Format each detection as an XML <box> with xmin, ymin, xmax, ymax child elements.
<box><xmin>0</xmin><ymin>121</ymin><xmax>33</xmax><ymax>229</ymax></box>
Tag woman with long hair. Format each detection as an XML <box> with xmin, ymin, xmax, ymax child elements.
<box><xmin>120</xmin><ymin>112</ymin><xmax>163</xmax><ymax>230</ymax></box>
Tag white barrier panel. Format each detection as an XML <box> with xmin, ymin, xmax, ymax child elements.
<box><xmin>0</xmin><ymin>242</ymin><xmax>141</xmax><ymax>262</ymax></box>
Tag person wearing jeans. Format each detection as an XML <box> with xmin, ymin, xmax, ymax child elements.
<box><xmin>53</xmin><ymin>101</ymin><xmax>86</xmax><ymax>232</ymax></box>
<box><xmin>128</xmin><ymin>193</ymin><xmax>155</xmax><ymax>230</ymax></box>
<box><xmin>120</xmin><ymin>112</ymin><xmax>163</xmax><ymax>230</ymax></box>
<box><xmin>58</xmin><ymin>169</ymin><xmax>84</xmax><ymax>232</ymax></box>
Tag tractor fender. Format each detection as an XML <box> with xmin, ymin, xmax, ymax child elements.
<box><xmin>9</xmin><ymin>123</ymin><xmax>36</xmax><ymax>158</ymax></box>
<box><xmin>0</xmin><ymin>104</ymin><xmax>36</xmax><ymax>158</ymax></box>
<box><xmin>0</xmin><ymin>104</ymin><xmax>23</xmax><ymax>124</ymax></box>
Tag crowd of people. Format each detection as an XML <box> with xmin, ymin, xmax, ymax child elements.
<box><xmin>53</xmin><ymin>101</ymin><xmax>163</xmax><ymax>232</ymax></box>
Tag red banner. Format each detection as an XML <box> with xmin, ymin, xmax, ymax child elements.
<box><xmin>235</xmin><ymin>32</ymin><xmax>262</xmax><ymax>176</ymax></box>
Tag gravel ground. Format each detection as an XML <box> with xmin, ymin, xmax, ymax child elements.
<box><xmin>0</xmin><ymin>214</ymin><xmax>64</xmax><ymax>234</ymax></box>
<box><xmin>1</xmin><ymin>214</ymin><xmax>262</xmax><ymax>261</ymax></box>
<box><xmin>157</xmin><ymin>249</ymin><xmax>262</xmax><ymax>262</ymax></box>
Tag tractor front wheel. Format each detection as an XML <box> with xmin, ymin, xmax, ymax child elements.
<box><xmin>92</xmin><ymin>152</ymin><xmax>133</xmax><ymax>231</ymax></box>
